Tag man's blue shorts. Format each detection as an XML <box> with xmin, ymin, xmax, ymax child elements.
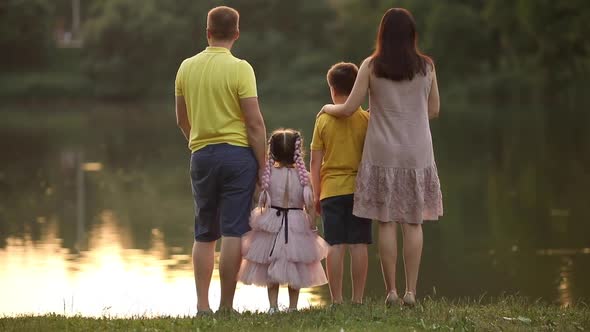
<box><xmin>190</xmin><ymin>143</ymin><xmax>257</xmax><ymax>242</ymax></box>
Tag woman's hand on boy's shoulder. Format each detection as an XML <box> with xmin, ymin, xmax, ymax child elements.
<box><xmin>318</xmin><ymin>104</ymin><xmax>334</xmax><ymax>118</ymax></box>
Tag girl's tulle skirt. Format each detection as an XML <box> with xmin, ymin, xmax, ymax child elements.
<box><xmin>238</xmin><ymin>207</ymin><xmax>328</xmax><ymax>289</ymax></box>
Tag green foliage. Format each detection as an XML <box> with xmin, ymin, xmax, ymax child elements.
<box><xmin>1</xmin><ymin>0</ymin><xmax>590</xmax><ymax>101</ymax></box>
<box><xmin>0</xmin><ymin>0</ymin><xmax>55</xmax><ymax>69</ymax></box>
<box><xmin>81</xmin><ymin>0</ymin><xmax>190</xmax><ymax>98</ymax></box>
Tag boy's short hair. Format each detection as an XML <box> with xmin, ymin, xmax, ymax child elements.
<box><xmin>327</xmin><ymin>62</ymin><xmax>359</xmax><ymax>96</ymax></box>
<box><xmin>207</xmin><ymin>6</ymin><xmax>239</xmax><ymax>41</ymax></box>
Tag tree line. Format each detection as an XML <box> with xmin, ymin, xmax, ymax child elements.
<box><xmin>1</xmin><ymin>0</ymin><xmax>589</xmax><ymax>102</ymax></box>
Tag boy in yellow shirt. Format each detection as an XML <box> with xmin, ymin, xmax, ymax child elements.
<box><xmin>310</xmin><ymin>62</ymin><xmax>371</xmax><ymax>305</ymax></box>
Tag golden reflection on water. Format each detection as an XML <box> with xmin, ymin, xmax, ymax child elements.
<box><xmin>0</xmin><ymin>210</ymin><xmax>324</xmax><ymax>317</ymax></box>
<box><xmin>557</xmin><ymin>256</ymin><xmax>573</xmax><ymax>308</ymax></box>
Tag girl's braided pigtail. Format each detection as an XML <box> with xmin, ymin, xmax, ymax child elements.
<box><xmin>294</xmin><ymin>135</ymin><xmax>313</xmax><ymax>212</ymax></box>
<box><xmin>258</xmin><ymin>146</ymin><xmax>273</xmax><ymax>209</ymax></box>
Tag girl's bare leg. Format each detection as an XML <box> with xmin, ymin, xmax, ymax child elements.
<box><xmin>288</xmin><ymin>286</ymin><xmax>300</xmax><ymax>310</ymax></box>
<box><xmin>267</xmin><ymin>283</ymin><xmax>280</xmax><ymax>309</ymax></box>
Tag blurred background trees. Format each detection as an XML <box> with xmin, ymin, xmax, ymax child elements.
<box><xmin>1</xmin><ymin>0</ymin><xmax>589</xmax><ymax>102</ymax></box>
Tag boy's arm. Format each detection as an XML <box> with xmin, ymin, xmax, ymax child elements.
<box><xmin>310</xmin><ymin>149</ymin><xmax>324</xmax><ymax>214</ymax></box>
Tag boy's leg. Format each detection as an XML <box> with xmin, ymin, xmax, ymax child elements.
<box><xmin>401</xmin><ymin>223</ymin><xmax>423</xmax><ymax>294</ymax></box>
<box><xmin>321</xmin><ymin>195</ymin><xmax>349</xmax><ymax>304</ymax></box>
<box><xmin>326</xmin><ymin>245</ymin><xmax>346</xmax><ymax>304</ymax></box>
<box><xmin>349</xmin><ymin>244</ymin><xmax>368</xmax><ymax>304</ymax></box>
<box><xmin>267</xmin><ymin>284</ymin><xmax>280</xmax><ymax>309</ymax></box>
<box><xmin>218</xmin><ymin>145</ymin><xmax>258</xmax><ymax>311</ymax></box>
<box><xmin>344</xmin><ymin>195</ymin><xmax>372</xmax><ymax>304</ymax></box>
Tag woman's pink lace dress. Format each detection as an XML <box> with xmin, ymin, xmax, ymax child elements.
<box><xmin>353</xmin><ymin>66</ymin><xmax>443</xmax><ymax>224</ymax></box>
<box><xmin>239</xmin><ymin>167</ymin><xmax>328</xmax><ymax>289</ymax></box>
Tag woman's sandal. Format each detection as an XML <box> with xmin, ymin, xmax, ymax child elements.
<box><xmin>385</xmin><ymin>291</ymin><xmax>401</xmax><ymax>307</ymax></box>
<box><xmin>402</xmin><ymin>292</ymin><xmax>417</xmax><ymax>307</ymax></box>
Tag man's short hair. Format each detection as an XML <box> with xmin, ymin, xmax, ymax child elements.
<box><xmin>327</xmin><ymin>62</ymin><xmax>358</xmax><ymax>96</ymax></box>
<box><xmin>207</xmin><ymin>6</ymin><xmax>239</xmax><ymax>41</ymax></box>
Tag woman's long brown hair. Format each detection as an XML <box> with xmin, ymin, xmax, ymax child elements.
<box><xmin>371</xmin><ymin>8</ymin><xmax>432</xmax><ymax>81</ymax></box>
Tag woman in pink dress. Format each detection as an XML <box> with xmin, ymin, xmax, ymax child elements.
<box><xmin>239</xmin><ymin>129</ymin><xmax>328</xmax><ymax>312</ymax></box>
<box><xmin>321</xmin><ymin>8</ymin><xmax>443</xmax><ymax>306</ymax></box>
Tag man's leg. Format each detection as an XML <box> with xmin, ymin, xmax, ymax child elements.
<box><xmin>218</xmin><ymin>145</ymin><xmax>258</xmax><ymax>311</ymax></box>
<box><xmin>218</xmin><ymin>236</ymin><xmax>242</xmax><ymax>310</ymax></box>
<box><xmin>326</xmin><ymin>244</ymin><xmax>346</xmax><ymax>304</ymax></box>
<box><xmin>193</xmin><ymin>240</ymin><xmax>216</xmax><ymax>311</ymax></box>
<box><xmin>190</xmin><ymin>147</ymin><xmax>221</xmax><ymax>313</ymax></box>
<box><xmin>349</xmin><ymin>244</ymin><xmax>368</xmax><ymax>304</ymax></box>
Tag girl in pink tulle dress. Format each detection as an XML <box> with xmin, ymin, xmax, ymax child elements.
<box><xmin>239</xmin><ymin>129</ymin><xmax>328</xmax><ymax>312</ymax></box>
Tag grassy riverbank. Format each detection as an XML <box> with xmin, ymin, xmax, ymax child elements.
<box><xmin>1</xmin><ymin>296</ymin><xmax>588</xmax><ymax>331</ymax></box>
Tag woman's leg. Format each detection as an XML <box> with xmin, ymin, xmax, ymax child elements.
<box><xmin>401</xmin><ymin>223</ymin><xmax>423</xmax><ymax>295</ymax></box>
<box><xmin>378</xmin><ymin>222</ymin><xmax>398</xmax><ymax>294</ymax></box>
<box><xmin>267</xmin><ymin>284</ymin><xmax>280</xmax><ymax>309</ymax></box>
<box><xmin>349</xmin><ymin>244</ymin><xmax>369</xmax><ymax>304</ymax></box>
<box><xmin>288</xmin><ymin>286</ymin><xmax>300</xmax><ymax>310</ymax></box>
<box><xmin>326</xmin><ymin>244</ymin><xmax>346</xmax><ymax>304</ymax></box>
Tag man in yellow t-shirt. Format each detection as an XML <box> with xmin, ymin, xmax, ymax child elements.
<box><xmin>310</xmin><ymin>62</ymin><xmax>371</xmax><ymax>305</ymax></box>
<box><xmin>174</xmin><ymin>6</ymin><xmax>266</xmax><ymax>315</ymax></box>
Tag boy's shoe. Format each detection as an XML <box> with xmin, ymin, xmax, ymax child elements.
<box><xmin>385</xmin><ymin>291</ymin><xmax>401</xmax><ymax>307</ymax></box>
<box><xmin>287</xmin><ymin>307</ymin><xmax>298</xmax><ymax>313</ymax></box>
<box><xmin>328</xmin><ymin>302</ymin><xmax>343</xmax><ymax>310</ymax></box>
<box><xmin>196</xmin><ymin>309</ymin><xmax>213</xmax><ymax>317</ymax></box>
<box><xmin>215</xmin><ymin>307</ymin><xmax>240</xmax><ymax>316</ymax></box>
<box><xmin>402</xmin><ymin>292</ymin><xmax>417</xmax><ymax>307</ymax></box>
<box><xmin>267</xmin><ymin>307</ymin><xmax>279</xmax><ymax>314</ymax></box>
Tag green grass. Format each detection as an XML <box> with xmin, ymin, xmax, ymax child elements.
<box><xmin>1</xmin><ymin>297</ymin><xmax>588</xmax><ymax>331</ymax></box>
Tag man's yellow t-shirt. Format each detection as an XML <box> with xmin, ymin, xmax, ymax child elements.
<box><xmin>310</xmin><ymin>108</ymin><xmax>369</xmax><ymax>200</ymax></box>
<box><xmin>175</xmin><ymin>47</ymin><xmax>257</xmax><ymax>152</ymax></box>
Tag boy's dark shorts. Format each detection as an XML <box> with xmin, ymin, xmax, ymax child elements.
<box><xmin>321</xmin><ymin>194</ymin><xmax>372</xmax><ymax>245</ymax></box>
<box><xmin>190</xmin><ymin>143</ymin><xmax>257</xmax><ymax>242</ymax></box>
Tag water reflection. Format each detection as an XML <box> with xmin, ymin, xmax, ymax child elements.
<box><xmin>0</xmin><ymin>210</ymin><xmax>323</xmax><ymax>317</ymax></box>
<box><xmin>0</xmin><ymin>103</ymin><xmax>589</xmax><ymax>316</ymax></box>
<box><xmin>557</xmin><ymin>256</ymin><xmax>573</xmax><ymax>307</ymax></box>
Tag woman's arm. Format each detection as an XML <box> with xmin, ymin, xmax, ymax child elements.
<box><xmin>428</xmin><ymin>67</ymin><xmax>440</xmax><ymax>119</ymax></box>
<box><xmin>321</xmin><ymin>58</ymin><xmax>371</xmax><ymax>118</ymax></box>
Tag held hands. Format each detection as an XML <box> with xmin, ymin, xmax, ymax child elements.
<box><xmin>314</xmin><ymin>197</ymin><xmax>321</xmax><ymax>215</ymax></box>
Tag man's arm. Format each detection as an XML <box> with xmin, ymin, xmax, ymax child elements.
<box><xmin>310</xmin><ymin>149</ymin><xmax>324</xmax><ymax>214</ymax></box>
<box><xmin>240</xmin><ymin>97</ymin><xmax>267</xmax><ymax>181</ymax></box>
<box><xmin>175</xmin><ymin>95</ymin><xmax>191</xmax><ymax>140</ymax></box>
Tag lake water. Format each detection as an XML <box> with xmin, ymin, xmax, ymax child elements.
<box><xmin>0</xmin><ymin>100</ymin><xmax>589</xmax><ymax>317</ymax></box>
